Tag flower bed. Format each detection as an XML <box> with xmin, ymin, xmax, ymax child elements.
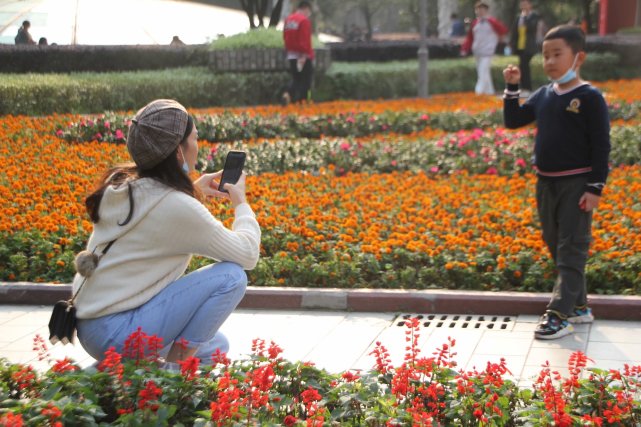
<box><xmin>1</xmin><ymin>80</ymin><xmax>641</xmax><ymax>293</ymax></box>
<box><xmin>1</xmin><ymin>323</ymin><xmax>639</xmax><ymax>425</ymax></box>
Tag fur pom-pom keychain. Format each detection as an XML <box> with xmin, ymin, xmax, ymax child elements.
<box><xmin>74</xmin><ymin>250</ymin><xmax>100</xmax><ymax>277</ymax></box>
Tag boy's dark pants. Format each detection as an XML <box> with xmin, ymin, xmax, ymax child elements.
<box><xmin>287</xmin><ymin>58</ymin><xmax>313</xmax><ymax>103</ymax></box>
<box><xmin>536</xmin><ymin>175</ymin><xmax>592</xmax><ymax>317</ymax></box>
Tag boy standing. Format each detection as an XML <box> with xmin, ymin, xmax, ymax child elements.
<box><xmin>461</xmin><ymin>2</ymin><xmax>508</xmax><ymax>95</ymax></box>
<box><xmin>503</xmin><ymin>25</ymin><xmax>610</xmax><ymax>340</ymax></box>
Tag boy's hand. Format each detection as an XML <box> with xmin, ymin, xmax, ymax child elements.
<box><xmin>503</xmin><ymin>64</ymin><xmax>521</xmax><ymax>84</ymax></box>
<box><xmin>579</xmin><ymin>192</ymin><xmax>601</xmax><ymax>212</ymax></box>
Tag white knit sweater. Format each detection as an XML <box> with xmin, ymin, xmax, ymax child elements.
<box><xmin>72</xmin><ymin>178</ymin><xmax>261</xmax><ymax>319</ymax></box>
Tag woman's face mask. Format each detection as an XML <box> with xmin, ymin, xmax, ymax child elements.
<box><xmin>179</xmin><ymin>146</ymin><xmax>190</xmax><ymax>173</ymax></box>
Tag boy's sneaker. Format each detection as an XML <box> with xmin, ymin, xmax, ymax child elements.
<box><xmin>534</xmin><ymin>311</ymin><xmax>574</xmax><ymax>340</ymax></box>
<box><xmin>568</xmin><ymin>306</ymin><xmax>594</xmax><ymax>324</ymax></box>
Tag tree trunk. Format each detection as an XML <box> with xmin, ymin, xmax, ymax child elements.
<box><xmin>581</xmin><ymin>0</ymin><xmax>592</xmax><ymax>33</ymax></box>
<box><xmin>361</xmin><ymin>2</ymin><xmax>373</xmax><ymax>41</ymax></box>
<box><xmin>240</xmin><ymin>0</ymin><xmax>258</xmax><ymax>28</ymax></box>
<box><xmin>269</xmin><ymin>0</ymin><xmax>284</xmax><ymax>27</ymax></box>
<box><xmin>257</xmin><ymin>0</ymin><xmax>269</xmax><ymax>27</ymax></box>
<box><xmin>437</xmin><ymin>0</ymin><xmax>457</xmax><ymax>38</ymax></box>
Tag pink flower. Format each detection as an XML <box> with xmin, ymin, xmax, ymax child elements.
<box><xmin>93</xmin><ymin>133</ymin><xmax>102</xmax><ymax>140</ymax></box>
<box><xmin>486</xmin><ymin>167</ymin><xmax>498</xmax><ymax>175</ymax></box>
<box><xmin>55</xmin><ymin>129</ymin><xmax>63</xmax><ymax>137</ymax></box>
<box><xmin>340</xmin><ymin>142</ymin><xmax>351</xmax><ymax>151</ymax></box>
<box><xmin>115</xmin><ymin>129</ymin><xmax>125</xmax><ymax>140</ymax></box>
<box><xmin>391</xmin><ymin>160</ymin><xmax>397</xmax><ymax>166</ymax></box>
<box><xmin>420</xmin><ymin>114</ymin><xmax>429</xmax><ymax>120</ymax></box>
<box><xmin>104</xmin><ymin>121</ymin><xmax>111</xmax><ymax>129</ymax></box>
<box><xmin>430</xmin><ymin>166</ymin><xmax>440</xmax><ymax>173</ymax></box>
<box><xmin>515</xmin><ymin>158</ymin><xmax>527</xmax><ymax>168</ymax></box>
<box><xmin>346</xmin><ymin>116</ymin><xmax>355</xmax><ymax>123</ymax></box>
<box><xmin>467</xmin><ymin>150</ymin><xmax>477</xmax><ymax>158</ymax></box>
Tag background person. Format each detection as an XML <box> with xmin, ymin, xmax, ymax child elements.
<box><xmin>510</xmin><ymin>0</ymin><xmax>542</xmax><ymax>93</ymax></box>
<box><xmin>503</xmin><ymin>26</ymin><xmax>610</xmax><ymax>340</ymax></box>
<box><xmin>282</xmin><ymin>1</ymin><xmax>314</xmax><ymax>105</ymax></box>
<box><xmin>450</xmin><ymin>13</ymin><xmax>466</xmax><ymax>38</ymax></box>
<box><xmin>461</xmin><ymin>2</ymin><xmax>508</xmax><ymax>95</ymax></box>
<box><xmin>170</xmin><ymin>35</ymin><xmax>186</xmax><ymax>46</ymax></box>
<box><xmin>73</xmin><ymin>99</ymin><xmax>261</xmax><ymax>364</ymax></box>
<box><xmin>15</xmin><ymin>20</ymin><xmax>36</xmax><ymax>45</ymax></box>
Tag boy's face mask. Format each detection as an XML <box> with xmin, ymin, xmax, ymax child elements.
<box><xmin>550</xmin><ymin>53</ymin><xmax>579</xmax><ymax>85</ymax></box>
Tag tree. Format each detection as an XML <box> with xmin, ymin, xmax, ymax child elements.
<box><xmin>239</xmin><ymin>0</ymin><xmax>284</xmax><ymax>28</ymax></box>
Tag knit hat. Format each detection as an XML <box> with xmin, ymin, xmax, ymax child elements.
<box><xmin>126</xmin><ymin>99</ymin><xmax>189</xmax><ymax>170</ymax></box>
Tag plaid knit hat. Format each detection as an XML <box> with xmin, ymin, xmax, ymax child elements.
<box><xmin>127</xmin><ymin>99</ymin><xmax>189</xmax><ymax>170</ymax></box>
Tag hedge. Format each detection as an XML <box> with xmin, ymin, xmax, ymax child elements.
<box><xmin>1</xmin><ymin>52</ymin><xmax>639</xmax><ymax>116</ymax></box>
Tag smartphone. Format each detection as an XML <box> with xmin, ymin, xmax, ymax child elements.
<box><xmin>218</xmin><ymin>150</ymin><xmax>246</xmax><ymax>193</ymax></box>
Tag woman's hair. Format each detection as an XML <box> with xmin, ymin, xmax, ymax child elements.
<box><xmin>85</xmin><ymin>122</ymin><xmax>200</xmax><ymax>224</ymax></box>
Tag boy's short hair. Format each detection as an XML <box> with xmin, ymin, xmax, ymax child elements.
<box><xmin>22</xmin><ymin>20</ymin><xmax>30</xmax><ymax>27</ymax></box>
<box><xmin>298</xmin><ymin>1</ymin><xmax>312</xmax><ymax>10</ymax></box>
<box><xmin>544</xmin><ymin>25</ymin><xmax>586</xmax><ymax>53</ymax></box>
<box><xmin>475</xmin><ymin>1</ymin><xmax>489</xmax><ymax>9</ymax></box>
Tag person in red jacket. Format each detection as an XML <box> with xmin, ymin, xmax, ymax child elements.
<box><xmin>461</xmin><ymin>2</ymin><xmax>508</xmax><ymax>95</ymax></box>
<box><xmin>282</xmin><ymin>1</ymin><xmax>314</xmax><ymax>104</ymax></box>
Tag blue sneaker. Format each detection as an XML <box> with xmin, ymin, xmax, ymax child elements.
<box><xmin>535</xmin><ymin>311</ymin><xmax>574</xmax><ymax>340</ymax></box>
<box><xmin>568</xmin><ymin>306</ymin><xmax>594</xmax><ymax>324</ymax></box>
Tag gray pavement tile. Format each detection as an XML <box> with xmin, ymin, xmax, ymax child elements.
<box><xmin>473</xmin><ymin>335</ymin><xmax>532</xmax><ymax>357</ymax></box>
<box><xmin>585</xmin><ymin>341</ymin><xmax>641</xmax><ymax>361</ymax></box>
<box><xmin>306</xmin><ymin>313</ymin><xmax>394</xmax><ymax>373</ymax></box>
<box><xmin>224</xmin><ymin>310</ymin><xmax>349</xmax><ymax>363</ymax></box>
<box><xmin>589</xmin><ymin>320</ymin><xmax>641</xmax><ymax>343</ymax></box>
<box><xmin>525</xmin><ymin>346</ymin><xmax>580</xmax><ymax>368</ymax></box>
<box><xmin>530</xmin><ymin>332</ymin><xmax>588</xmax><ymax>351</ymax></box>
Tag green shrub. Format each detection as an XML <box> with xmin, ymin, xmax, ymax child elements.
<box><xmin>209</xmin><ymin>27</ymin><xmax>323</xmax><ymax>50</ymax></box>
<box><xmin>0</xmin><ymin>52</ymin><xmax>638</xmax><ymax>115</ymax></box>
<box><xmin>316</xmin><ymin>53</ymin><xmax>636</xmax><ymax>101</ymax></box>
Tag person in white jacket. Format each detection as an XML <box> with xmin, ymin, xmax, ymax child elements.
<box><xmin>73</xmin><ymin>99</ymin><xmax>261</xmax><ymax>365</ymax></box>
<box><xmin>461</xmin><ymin>2</ymin><xmax>509</xmax><ymax>95</ymax></box>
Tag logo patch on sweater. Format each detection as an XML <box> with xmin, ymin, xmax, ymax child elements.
<box><xmin>566</xmin><ymin>98</ymin><xmax>581</xmax><ymax>114</ymax></box>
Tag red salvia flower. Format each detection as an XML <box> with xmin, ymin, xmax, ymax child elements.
<box><xmin>211</xmin><ymin>348</ymin><xmax>231</xmax><ymax>367</ymax></box>
<box><xmin>41</xmin><ymin>403</ymin><xmax>62</xmax><ymax>424</ymax></box>
<box><xmin>138</xmin><ymin>380</ymin><xmax>162</xmax><ymax>412</ymax></box>
<box><xmin>179</xmin><ymin>356</ymin><xmax>201</xmax><ymax>381</ymax></box>
<box><xmin>11</xmin><ymin>365</ymin><xmax>38</xmax><ymax>395</ymax></box>
<box><xmin>341</xmin><ymin>371</ymin><xmax>361</xmax><ymax>382</ymax></box>
<box><xmin>283</xmin><ymin>414</ymin><xmax>298</xmax><ymax>426</ymax></box>
<box><xmin>32</xmin><ymin>334</ymin><xmax>50</xmax><ymax>362</ymax></box>
<box><xmin>369</xmin><ymin>341</ymin><xmax>392</xmax><ymax>374</ymax></box>
<box><xmin>98</xmin><ymin>346</ymin><xmax>124</xmax><ymax>380</ymax></box>
<box><xmin>0</xmin><ymin>412</ymin><xmax>24</xmax><ymax>427</ymax></box>
<box><xmin>51</xmin><ymin>357</ymin><xmax>78</xmax><ymax>373</ymax></box>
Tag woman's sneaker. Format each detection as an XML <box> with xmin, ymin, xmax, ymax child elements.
<box><xmin>534</xmin><ymin>311</ymin><xmax>574</xmax><ymax>340</ymax></box>
<box><xmin>568</xmin><ymin>306</ymin><xmax>594</xmax><ymax>324</ymax></box>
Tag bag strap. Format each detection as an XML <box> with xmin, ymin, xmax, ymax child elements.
<box><xmin>69</xmin><ymin>239</ymin><xmax>116</xmax><ymax>305</ymax></box>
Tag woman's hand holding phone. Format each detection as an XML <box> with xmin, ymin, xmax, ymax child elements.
<box><xmin>194</xmin><ymin>171</ymin><xmax>247</xmax><ymax>207</ymax></box>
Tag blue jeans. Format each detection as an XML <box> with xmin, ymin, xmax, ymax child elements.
<box><xmin>77</xmin><ymin>262</ymin><xmax>247</xmax><ymax>362</ymax></box>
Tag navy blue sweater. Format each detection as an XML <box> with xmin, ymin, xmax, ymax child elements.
<box><xmin>503</xmin><ymin>82</ymin><xmax>610</xmax><ymax>195</ymax></box>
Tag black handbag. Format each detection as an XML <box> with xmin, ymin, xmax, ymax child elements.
<box><xmin>48</xmin><ymin>240</ymin><xmax>116</xmax><ymax>345</ymax></box>
<box><xmin>48</xmin><ymin>300</ymin><xmax>78</xmax><ymax>345</ymax></box>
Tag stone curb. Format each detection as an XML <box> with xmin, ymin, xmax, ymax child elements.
<box><xmin>2</xmin><ymin>282</ymin><xmax>641</xmax><ymax>320</ymax></box>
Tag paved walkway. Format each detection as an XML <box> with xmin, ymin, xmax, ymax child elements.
<box><xmin>2</xmin><ymin>304</ymin><xmax>640</xmax><ymax>387</ymax></box>
<box><xmin>0</xmin><ymin>0</ymin><xmax>251</xmax><ymax>45</ymax></box>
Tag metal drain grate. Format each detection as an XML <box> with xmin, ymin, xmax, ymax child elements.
<box><xmin>396</xmin><ymin>314</ymin><xmax>515</xmax><ymax>330</ymax></box>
